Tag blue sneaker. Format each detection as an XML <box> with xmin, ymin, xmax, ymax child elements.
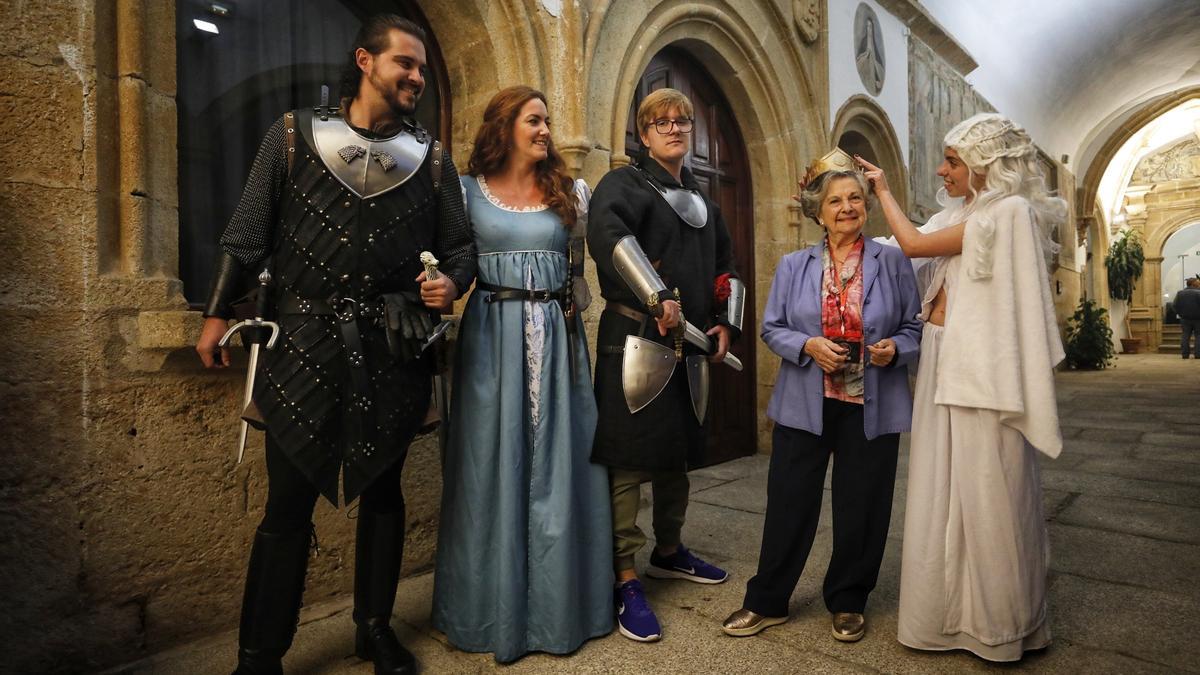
<box><xmin>615</xmin><ymin>579</ymin><xmax>662</xmax><ymax>642</ymax></box>
<box><xmin>646</xmin><ymin>545</ymin><xmax>729</xmax><ymax>584</ymax></box>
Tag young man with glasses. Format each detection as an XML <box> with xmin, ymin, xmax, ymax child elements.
<box><xmin>587</xmin><ymin>88</ymin><xmax>743</xmax><ymax>642</ymax></box>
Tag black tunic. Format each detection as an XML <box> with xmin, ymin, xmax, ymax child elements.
<box><xmin>218</xmin><ymin>111</ymin><xmax>475</xmax><ymax>505</ymax></box>
<box><xmin>587</xmin><ymin>157</ymin><xmax>738</xmax><ymax>472</ymax></box>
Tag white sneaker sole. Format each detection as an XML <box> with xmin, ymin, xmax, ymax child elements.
<box><xmin>617</xmin><ymin>622</ymin><xmax>662</xmax><ymax>642</ymax></box>
<box><xmin>645</xmin><ymin>565</ymin><xmax>729</xmax><ymax>584</ymax></box>
<box><xmin>722</xmin><ymin>615</ymin><xmax>788</xmax><ymax>637</ymax></box>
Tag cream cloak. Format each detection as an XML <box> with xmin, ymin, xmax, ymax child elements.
<box><xmin>932</xmin><ymin>195</ymin><xmax>1065</xmax><ymax>458</ymax></box>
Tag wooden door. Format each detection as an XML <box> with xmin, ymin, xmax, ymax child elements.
<box><xmin>625</xmin><ymin>47</ymin><xmax>757</xmax><ymax>465</ymax></box>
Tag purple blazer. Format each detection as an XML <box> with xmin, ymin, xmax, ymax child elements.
<box><xmin>762</xmin><ymin>238</ymin><xmax>922</xmax><ymax>439</ymax></box>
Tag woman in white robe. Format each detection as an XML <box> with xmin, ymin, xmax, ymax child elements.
<box><xmin>856</xmin><ymin>113</ymin><xmax>1066</xmax><ymax>662</ymax></box>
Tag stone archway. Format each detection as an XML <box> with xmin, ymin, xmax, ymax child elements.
<box><xmin>1079</xmin><ymin>87</ymin><xmax>1200</xmax><ymax>222</ymax></box>
<box><xmin>1129</xmin><ymin>206</ymin><xmax>1200</xmax><ymax>349</ymax></box>
<box><xmin>831</xmin><ymin>95</ymin><xmax>908</xmax><ymax>238</ymax></box>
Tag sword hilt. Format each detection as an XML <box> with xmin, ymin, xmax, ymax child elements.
<box><xmin>218</xmin><ymin>318</ymin><xmax>281</xmax><ymax>350</ymax></box>
<box><xmin>671</xmin><ymin>288</ymin><xmax>684</xmax><ymax>361</ymax></box>
<box><xmin>420</xmin><ymin>251</ymin><xmax>441</xmax><ymax>281</ymax></box>
<box><xmin>254</xmin><ymin>268</ymin><xmax>272</xmax><ymax>320</ymax></box>
<box><xmin>218</xmin><ymin>268</ymin><xmax>280</xmax><ymax>349</ymax></box>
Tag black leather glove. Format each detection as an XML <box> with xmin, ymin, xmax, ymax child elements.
<box><xmin>383</xmin><ymin>291</ymin><xmax>436</xmax><ymax>362</ymax></box>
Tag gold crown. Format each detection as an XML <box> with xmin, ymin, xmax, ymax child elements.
<box><xmin>802</xmin><ymin>148</ymin><xmax>858</xmax><ymax>186</ymax></box>
<box><xmin>813</xmin><ymin>147</ymin><xmax>857</xmax><ymax>174</ymax></box>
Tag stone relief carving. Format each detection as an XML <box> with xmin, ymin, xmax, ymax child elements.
<box><xmin>793</xmin><ymin>0</ymin><xmax>820</xmax><ymax>44</ymax></box>
<box><xmin>1130</xmin><ymin>138</ymin><xmax>1200</xmax><ymax>184</ymax></box>
<box><xmin>907</xmin><ymin>38</ymin><xmax>994</xmax><ymax>222</ymax></box>
<box><xmin>854</xmin><ymin>3</ymin><xmax>885</xmax><ymax>96</ymax></box>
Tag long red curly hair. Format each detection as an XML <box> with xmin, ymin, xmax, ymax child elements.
<box><xmin>466</xmin><ymin>86</ymin><xmax>577</xmax><ymax>227</ymax></box>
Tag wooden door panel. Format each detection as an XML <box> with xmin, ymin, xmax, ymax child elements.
<box><xmin>625</xmin><ymin>47</ymin><xmax>757</xmax><ymax>465</ymax></box>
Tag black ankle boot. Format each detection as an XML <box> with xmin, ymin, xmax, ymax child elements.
<box><xmin>233</xmin><ymin>526</ymin><xmax>312</xmax><ymax>675</ymax></box>
<box><xmin>353</xmin><ymin>509</ymin><xmax>416</xmax><ymax>674</ymax></box>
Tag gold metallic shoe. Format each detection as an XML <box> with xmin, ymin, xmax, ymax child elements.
<box><xmin>721</xmin><ymin>608</ymin><xmax>788</xmax><ymax>637</ymax></box>
<box><xmin>831</xmin><ymin>612</ymin><xmax>865</xmax><ymax>642</ymax></box>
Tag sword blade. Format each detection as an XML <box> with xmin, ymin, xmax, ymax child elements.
<box><xmin>236</xmin><ymin>344</ymin><xmax>262</xmax><ymax>463</ymax></box>
<box><xmin>420</xmin><ymin>320</ymin><xmax>452</xmax><ymax>352</ymax></box>
<box><xmin>236</xmin><ymin>421</ymin><xmax>250</xmax><ymax>464</ymax></box>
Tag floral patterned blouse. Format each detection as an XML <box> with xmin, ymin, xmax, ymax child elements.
<box><xmin>821</xmin><ymin>236</ymin><xmax>865</xmax><ymax>403</ymax></box>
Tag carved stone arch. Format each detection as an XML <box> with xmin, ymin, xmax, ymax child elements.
<box><xmin>1078</xmin><ymin>86</ymin><xmax>1200</xmax><ymax>220</ymax></box>
<box><xmin>1148</xmin><ymin>210</ymin><xmax>1200</xmax><ymax>259</ymax></box>
<box><xmin>831</xmin><ymin>95</ymin><xmax>908</xmax><ymax>237</ymax></box>
<box><xmin>585</xmin><ymin>1</ymin><xmax>824</xmax><ymax>243</ymax></box>
<box><xmin>415</xmin><ymin>0</ymin><xmax>542</xmax><ymax>151</ymax></box>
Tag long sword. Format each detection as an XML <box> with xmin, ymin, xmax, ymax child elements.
<box><xmin>419</xmin><ymin>251</ymin><xmax>452</xmax><ymax>457</ymax></box>
<box><xmin>218</xmin><ymin>269</ymin><xmax>280</xmax><ymax>462</ymax></box>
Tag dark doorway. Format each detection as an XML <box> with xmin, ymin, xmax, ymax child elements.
<box><xmin>625</xmin><ymin>47</ymin><xmax>758</xmax><ymax>465</ymax></box>
<box><xmin>175</xmin><ymin>0</ymin><xmax>450</xmax><ymax>305</ymax></box>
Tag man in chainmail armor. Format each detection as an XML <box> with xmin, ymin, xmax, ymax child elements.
<box><xmin>196</xmin><ymin>15</ymin><xmax>475</xmax><ymax>675</ymax></box>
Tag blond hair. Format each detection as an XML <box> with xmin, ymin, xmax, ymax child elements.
<box><xmin>636</xmin><ymin>88</ymin><xmax>694</xmax><ymax>133</ymax></box>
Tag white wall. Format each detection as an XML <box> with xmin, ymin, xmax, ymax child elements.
<box><xmin>828</xmin><ymin>0</ymin><xmax>909</xmax><ymax>165</ymax></box>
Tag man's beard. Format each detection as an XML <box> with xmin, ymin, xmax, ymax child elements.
<box><xmin>369</xmin><ymin>71</ymin><xmax>420</xmax><ymax>117</ymax></box>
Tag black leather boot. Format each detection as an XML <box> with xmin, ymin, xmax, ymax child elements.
<box><xmin>233</xmin><ymin>526</ymin><xmax>312</xmax><ymax>675</ymax></box>
<box><xmin>353</xmin><ymin>509</ymin><xmax>416</xmax><ymax>674</ymax></box>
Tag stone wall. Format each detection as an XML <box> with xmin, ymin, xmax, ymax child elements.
<box><xmin>0</xmin><ymin>1</ymin><xmax>829</xmax><ymax>671</ymax></box>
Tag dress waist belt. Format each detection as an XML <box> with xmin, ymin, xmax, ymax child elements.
<box><xmin>477</xmin><ymin>280</ymin><xmax>566</xmax><ymax>304</ymax></box>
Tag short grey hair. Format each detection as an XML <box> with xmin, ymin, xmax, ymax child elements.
<box><xmin>799</xmin><ymin>170</ymin><xmax>872</xmax><ymax>224</ymax></box>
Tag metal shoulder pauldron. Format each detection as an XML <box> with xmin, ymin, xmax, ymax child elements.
<box><xmin>637</xmin><ymin>167</ymin><xmax>709</xmax><ymax>229</ymax></box>
<box><xmin>307</xmin><ymin>110</ymin><xmax>430</xmax><ymax>199</ymax></box>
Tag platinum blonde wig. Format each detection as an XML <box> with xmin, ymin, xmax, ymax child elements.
<box><xmin>943</xmin><ymin>113</ymin><xmax>1066</xmax><ymax>273</ymax></box>
<box><xmin>799</xmin><ymin>170</ymin><xmax>873</xmax><ymax>226</ymax></box>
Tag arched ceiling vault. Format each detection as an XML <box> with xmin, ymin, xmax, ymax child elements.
<box><xmin>921</xmin><ymin>0</ymin><xmax>1200</xmax><ymax>181</ymax></box>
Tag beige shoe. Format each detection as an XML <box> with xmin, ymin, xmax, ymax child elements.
<box><xmin>721</xmin><ymin>608</ymin><xmax>788</xmax><ymax>637</ymax></box>
<box><xmin>831</xmin><ymin>612</ymin><xmax>865</xmax><ymax>642</ymax></box>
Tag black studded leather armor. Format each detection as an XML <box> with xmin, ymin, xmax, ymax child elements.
<box><xmin>213</xmin><ymin>108</ymin><xmax>475</xmax><ymax>505</ymax></box>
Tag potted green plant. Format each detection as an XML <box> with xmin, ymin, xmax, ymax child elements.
<box><xmin>1063</xmin><ymin>299</ymin><xmax>1115</xmax><ymax>369</ymax></box>
<box><xmin>1104</xmin><ymin>229</ymin><xmax>1145</xmax><ymax>353</ymax></box>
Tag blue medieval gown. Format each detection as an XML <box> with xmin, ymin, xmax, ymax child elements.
<box><xmin>431</xmin><ymin>175</ymin><xmax>613</xmax><ymax>662</ymax></box>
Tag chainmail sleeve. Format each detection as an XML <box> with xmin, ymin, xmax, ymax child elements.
<box><xmin>434</xmin><ymin>150</ymin><xmax>477</xmax><ymax>295</ymax></box>
<box><xmin>218</xmin><ymin>116</ymin><xmax>288</xmax><ymax>267</ymax></box>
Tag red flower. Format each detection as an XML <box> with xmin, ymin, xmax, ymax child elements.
<box><xmin>714</xmin><ymin>273</ymin><xmax>733</xmax><ymax>302</ymax></box>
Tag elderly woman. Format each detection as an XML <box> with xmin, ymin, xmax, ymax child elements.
<box><xmin>722</xmin><ymin>149</ymin><xmax>922</xmax><ymax>642</ymax></box>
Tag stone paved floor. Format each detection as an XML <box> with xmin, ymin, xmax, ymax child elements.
<box><xmin>114</xmin><ymin>354</ymin><xmax>1200</xmax><ymax>674</ymax></box>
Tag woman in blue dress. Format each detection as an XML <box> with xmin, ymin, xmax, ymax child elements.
<box><xmin>431</xmin><ymin>85</ymin><xmax>613</xmax><ymax>662</ymax></box>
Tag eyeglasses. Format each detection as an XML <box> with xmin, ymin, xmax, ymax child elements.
<box><xmin>648</xmin><ymin>117</ymin><xmax>694</xmax><ymax>134</ymax></box>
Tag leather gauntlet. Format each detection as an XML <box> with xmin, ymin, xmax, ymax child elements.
<box><xmin>203</xmin><ymin>252</ymin><xmax>245</xmax><ymax>319</ymax></box>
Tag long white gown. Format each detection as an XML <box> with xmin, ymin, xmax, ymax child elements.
<box><xmin>897</xmin><ymin>255</ymin><xmax>1052</xmax><ymax>661</ymax></box>
<box><xmin>893</xmin><ymin>196</ymin><xmax>1062</xmax><ymax>661</ymax></box>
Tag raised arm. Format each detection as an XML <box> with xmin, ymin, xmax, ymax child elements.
<box><xmin>856</xmin><ymin>155</ymin><xmax>964</xmax><ymax>259</ymax></box>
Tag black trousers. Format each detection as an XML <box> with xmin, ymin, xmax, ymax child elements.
<box><xmin>259</xmin><ymin>434</ymin><xmax>406</xmax><ymax>535</ymax></box>
<box><xmin>743</xmin><ymin>399</ymin><xmax>899</xmax><ymax>617</ymax></box>
<box><xmin>1182</xmin><ymin>318</ymin><xmax>1199</xmax><ymax>358</ymax></box>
